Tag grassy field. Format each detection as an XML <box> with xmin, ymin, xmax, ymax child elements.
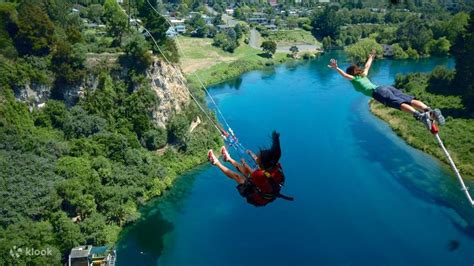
<box><xmin>176</xmin><ymin>36</ymin><xmax>294</xmax><ymax>87</ymax></box>
<box><xmin>369</xmin><ymin>74</ymin><xmax>474</xmax><ymax>179</ymax></box>
<box><xmin>265</xmin><ymin>29</ymin><xmax>320</xmax><ymax>46</ymax></box>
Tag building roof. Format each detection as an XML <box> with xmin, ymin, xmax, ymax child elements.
<box><xmin>69</xmin><ymin>245</ymin><xmax>92</xmax><ymax>258</ymax></box>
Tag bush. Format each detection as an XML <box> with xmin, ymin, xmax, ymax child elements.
<box><xmin>168</xmin><ymin>113</ymin><xmax>189</xmax><ymax>146</ymax></box>
<box><xmin>63</xmin><ymin>106</ymin><xmax>106</xmax><ymax>139</ymax></box>
<box><xmin>345</xmin><ymin>38</ymin><xmax>382</xmax><ymax>63</ymax></box>
<box><xmin>141</xmin><ymin>128</ymin><xmax>167</xmax><ymax>150</ymax></box>
<box><xmin>392</xmin><ymin>43</ymin><xmax>408</xmax><ymax>59</ymax></box>
<box><xmin>427</xmin><ymin>65</ymin><xmax>455</xmax><ymax>95</ymax></box>
<box><xmin>405</xmin><ymin>47</ymin><xmax>420</xmax><ymax>59</ymax></box>
<box><xmin>426</xmin><ymin>37</ymin><xmax>451</xmax><ymax>56</ymax></box>
<box><xmin>120</xmin><ymin>33</ymin><xmax>152</xmax><ymax>73</ymax></box>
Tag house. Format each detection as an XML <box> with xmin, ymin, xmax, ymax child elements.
<box><xmin>268</xmin><ymin>0</ymin><xmax>278</xmax><ymax>6</ymax></box>
<box><xmin>247</xmin><ymin>13</ymin><xmax>268</xmax><ymax>25</ymax></box>
<box><xmin>170</xmin><ymin>18</ymin><xmax>185</xmax><ymax>25</ymax></box>
<box><xmin>68</xmin><ymin>245</ymin><xmax>116</xmax><ymax>266</ymax></box>
<box><xmin>202</xmin><ymin>15</ymin><xmax>214</xmax><ymax>25</ymax></box>
<box><xmin>265</xmin><ymin>24</ymin><xmax>278</xmax><ymax>31</ymax></box>
<box><xmin>129</xmin><ymin>18</ymin><xmax>142</xmax><ymax>26</ymax></box>
<box><xmin>166</xmin><ymin>27</ymin><xmax>178</xmax><ymax>38</ymax></box>
<box><xmin>382</xmin><ymin>44</ymin><xmax>394</xmax><ymax>57</ymax></box>
<box><xmin>225</xmin><ymin>8</ymin><xmax>234</xmax><ymax>15</ymax></box>
<box><xmin>175</xmin><ymin>25</ymin><xmax>186</xmax><ymax>34</ymax></box>
<box><xmin>217</xmin><ymin>24</ymin><xmax>235</xmax><ymax>31</ymax></box>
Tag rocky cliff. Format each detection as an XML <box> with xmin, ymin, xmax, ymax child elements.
<box><xmin>13</xmin><ymin>58</ymin><xmax>190</xmax><ymax>128</ymax></box>
<box><xmin>147</xmin><ymin>60</ymin><xmax>190</xmax><ymax>128</ymax></box>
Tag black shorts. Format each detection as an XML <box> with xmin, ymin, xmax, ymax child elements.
<box><xmin>372</xmin><ymin>85</ymin><xmax>415</xmax><ymax>110</ymax></box>
<box><xmin>237</xmin><ymin>180</ymin><xmax>254</xmax><ymax>198</ymax></box>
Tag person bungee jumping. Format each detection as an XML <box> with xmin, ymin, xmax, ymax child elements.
<box><xmin>207</xmin><ymin>131</ymin><xmax>293</xmax><ymax>207</ymax></box>
<box><xmin>329</xmin><ymin>50</ymin><xmax>445</xmax><ymax>130</ymax></box>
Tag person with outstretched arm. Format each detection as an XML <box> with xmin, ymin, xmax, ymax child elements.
<box><xmin>329</xmin><ymin>50</ymin><xmax>445</xmax><ymax>130</ymax></box>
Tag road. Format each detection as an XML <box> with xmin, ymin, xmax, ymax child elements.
<box><xmin>249</xmin><ymin>29</ymin><xmax>262</xmax><ymax>49</ymax></box>
<box><xmin>205</xmin><ymin>5</ymin><xmax>238</xmax><ymax>27</ymax></box>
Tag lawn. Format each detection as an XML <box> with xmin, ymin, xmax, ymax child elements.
<box><xmin>265</xmin><ymin>29</ymin><xmax>320</xmax><ymax>46</ymax></box>
<box><xmin>176</xmin><ymin>36</ymin><xmax>294</xmax><ymax>87</ymax></box>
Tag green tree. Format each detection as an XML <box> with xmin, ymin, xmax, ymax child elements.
<box><xmin>345</xmin><ymin>38</ymin><xmax>382</xmax><ymax>63</ymax></box>
<box><xmin>120</xmin><ymin>33</ymin><xmax>152</xmax><ymax>73</ymax></box>
<box><xmin>405</xmin><ymin>47</ymin><xmax>420</xmax><ymax>59</ymax></box>
<box><xmin>452</xmin><ymin>11</ymin><xmax>474</xmax><ymax>113</ymax></box>
<box><xmin>391</xmin><ymin>43</ymin><xmax>409</xmax><ymax>59</ymax></box>
<box><xmin>311</xmin><ymin>6</ymin><xmax>343</xmax><ymax>39</ymax></box>
<box><xmin>447</xmin><ymin>12</ymin><xmax>469</xmax><ymax>42</ymax></box>
<box><xmin>426</xmin><ymin>37</ymin><xmax>450</xmax><ymax>56</ymax></box>
<box><xmin>168</xmin><ymin>113</ymin><xmax>189</xmax><ymax>146</ymax></box>
<box><xmin>51</xmin><ymin>212</ymin><xmax>85</xmax><ymax>253</ymax></box>
<box><xmin>290</xmin><ymin>45</ymin><xmax>299</xmax><ymax>58</ymax></box>
<box><xmin>322</xmin><ymin>36</ymin><xmax>332</xmax><ymax>50</ymax></box>
<box><xmin>103</xmin><ymin>0</ymin><xmax>128</xmax><ymax>46</ymax></box>
<box><xmin>261</xmin><ymin>40</ymin><xmax>277</xmax><ymax>57</ymax></box>
<box><xmin>80</xmin><ymin>212</ymin><xmax>109</xmax><ymax>245</ymax></box>
<box><xmin>86</xmin><ymin>4</ymin><xmax>104</xmax><ymax>24</ymax></box>
<box><xmin>14</xmin><ymin>0</ymin><xmax>55</xmax><ymax>56</ymax></box>
<box><xmin>63</xmin><ymin>106</ymin><xmax>106</xmax><ymax>139</ymax></box>
<box><xmin>51</xmin><ymin>41</ymin><xmax>86</xmax><ymax>92</ymax></box>
<box><xmin>0</xmin><ymin>3</ymin><xmax>19</xmax><ymax>59</ymax></box>
<box><xmin>396</xmin><ymin>16</ymin><xmax>433</xmax><ymax>53</ymax></box>
<box><xmin>146</xmin><ymin>11</ymin><xmax>168</xmax><ymax>44</ymax></box>
<box><xmin>141</xmin><ymin>128</ymin><xmax>167</xmax><ymax>150</ymax></box>
<box><xmin>427</xmin><ymin>65</ymin><xmax>455</xmax><ymax>94</ymax></box>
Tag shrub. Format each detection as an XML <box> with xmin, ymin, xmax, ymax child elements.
<box><xmin>427</xmin><ymin>65</ymin><xmax>455</xmax><ymax>95</ymax></box>
<box><xmin>141</xmin><ymin>128</ymin><xmax>167</xmax><ymax>150</ymax></box>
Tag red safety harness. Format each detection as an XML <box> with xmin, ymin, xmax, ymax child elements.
<box><xmin>244</xmin><ymin>163</ymin><xmax>294</xmax><ymax>206</ymax></box>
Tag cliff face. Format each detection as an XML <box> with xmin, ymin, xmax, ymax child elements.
<box><xmin>13</xmin><ymin>59</ymin><xmax>190</xmax><ymax>128</ymax></box>
<box><xmin>147</xmin><ymin>60</ymin><xmax>190</xmax><ymax>128</ymax></box>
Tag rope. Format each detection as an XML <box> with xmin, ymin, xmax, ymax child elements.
<box><xmin>135</xmin><ymin>2</ymin><xmax>258</xmax><ymax>169</ymax></box>
<box><xmin>433</xmin><ymin>132</ymin><xmax>474</xmax><ymax>207</ymax></box>
<box><xmin>145</xmin><ymin>0</ymin><xmax>235</xmax><ymax>135</ymax></box>
<box><xmin>138</xmin><ymin>22</ymin><xmax>224</xmax><ymax>136</ymax></box>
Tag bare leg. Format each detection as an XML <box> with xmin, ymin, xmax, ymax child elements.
<box><xmin>227</xmin><ymin>157</ymin><xmax>252</xmax><ymax>176</ymax></box>
<box><xmin>400</xmin><ymin>103</ymin><xmax>418</xmax><ymax>115</ymax></box>
<box><xmin>214</xmin><ymin>161</ymin><xmax>246</xmax><ymax>184</ymax></box>
<box><xmin>410</xmin><ymin>100</ymin><xmax>429</xmax><ymax>111</ymax></box>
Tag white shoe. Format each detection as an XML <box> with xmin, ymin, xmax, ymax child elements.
<box><xmin>208</xmin><ymin>150</ymin><xmax>218</xmax><ymax>165</ymax></box>
<box><xmin>221</xmin><ymin>146</ymin><xmax>231</xmax><ymax>162</ymax></box>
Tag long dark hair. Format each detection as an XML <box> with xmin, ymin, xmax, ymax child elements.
<box><xmin>259</xmin><ymin>131</ymin><xmax>281</xmax><ymax>169</ymax></box>
<box><xmin>346</xmin><ymin>64</ymin><xmax>364</xmax><ymax>76</ymax></box>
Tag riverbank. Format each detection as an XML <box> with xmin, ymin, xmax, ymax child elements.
<box><xmin>370</xmin><ymin>98</ymin><xmax>474</xmax><ymax>179</ymax></box>
<box><xmin>176</xmin><ymin>36</ymin><xmax>317</xmax><ymax>88</ymax></box>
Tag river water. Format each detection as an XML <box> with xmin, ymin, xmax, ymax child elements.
<box><xmin>117</xmin><ymin>52</ymin><xmax>474</xmax><ymax>266</ymax></box>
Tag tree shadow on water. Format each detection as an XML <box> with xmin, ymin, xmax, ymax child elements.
<box><xmin>116</xmin><ymin>166</ymin><xmax>208</xmax><ymax>263</ymax></box>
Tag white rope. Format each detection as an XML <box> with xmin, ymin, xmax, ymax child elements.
<box><xmin>139</xmin><ymin>24</ymin><xmax>224</xmax><ymax>135</ymax></box>
<box><xmin>145</xmin><ymin>0</ymin><xmax>235</xmax><ymax>135</ymax></box>
<box><xmin>434</xmin><ymin>133</ymin><xmax>474</xmax><ymax>207</ymax></box>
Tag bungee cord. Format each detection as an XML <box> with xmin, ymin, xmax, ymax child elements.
<box><xmin>132</xmin><ymin>2</ymin><xmax>257</xmax><ymax>168</ymax></box>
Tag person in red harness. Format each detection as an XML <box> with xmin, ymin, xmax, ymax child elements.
<box><xmin>207</xmin><ymin>131</ymin><xmax>293</xmax><ymax>207</ymax></box>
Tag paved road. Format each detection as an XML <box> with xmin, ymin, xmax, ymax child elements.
<box><xmin>205</xmin><ymin>5</ymin><xmax>238</xmax><ymax>27</ymax></box>
<box><xmin>249</xmin><ymin>29</ymin><xmax>262</xmax><ymax>49</ymax></box>
<box><xmin>222</xmin><ymin>13</ymin><xmax>238</xmax><ymax>27</ymax></box>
